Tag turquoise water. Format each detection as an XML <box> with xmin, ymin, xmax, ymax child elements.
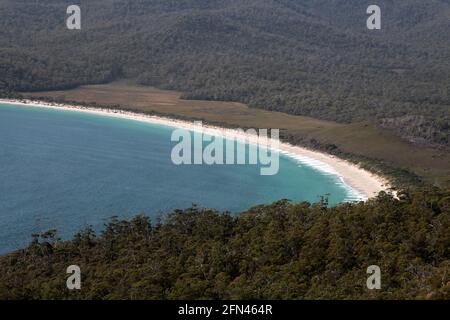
<box><xmin>0</xmin><ymin>103</ymin><xmax>354</xmax><ymax>254</ymax></box>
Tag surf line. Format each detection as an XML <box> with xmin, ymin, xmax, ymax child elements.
<box><xmin>171</xmin><ymin>121</ymin><xmax>280</xmax><ymax>176</ymax></box>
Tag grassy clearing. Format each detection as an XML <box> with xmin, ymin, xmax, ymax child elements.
<box><xmin>24</xmin><ymin>81</ymin><xmax>450</xmax><ymax>187</ymax></box>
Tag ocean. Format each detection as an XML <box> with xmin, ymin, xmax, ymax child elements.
<box><xmin>0</xmin><ymin>103</ymin><xmax>358</xmax><ymax>254</ymax></box>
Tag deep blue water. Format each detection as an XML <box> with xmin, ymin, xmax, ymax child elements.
<box><xmin>0</xmin><ymin>103</ymin><xmax>355</xmax><ymax>254</ymax></box>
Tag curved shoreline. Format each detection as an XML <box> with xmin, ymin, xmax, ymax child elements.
<box><xmin>0</xmin><ymin>99</ymin><xmax>392</xmax><ymax>201</ymax></box>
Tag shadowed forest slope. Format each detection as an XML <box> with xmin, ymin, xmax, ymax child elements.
<box><xmin>1</xmin><ymin>0</ymin><xmax>449</xmax><ymax>146</ymax></box>
<box><xmin>0</xmin><ymin>189</ymin><xmax>449</xmax><ymax>299</ymax></box>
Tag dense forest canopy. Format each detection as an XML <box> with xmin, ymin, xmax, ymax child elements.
<box><xmin>0</xmin><ymin>189</ymin><xmax>449</xmax><ymax>299</ymax></box>
<box><xmin>0</xmin><ymin>0</ymin><xmax>449</xmax><ymax>146</ymax></box>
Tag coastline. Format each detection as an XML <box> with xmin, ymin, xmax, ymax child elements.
<box><xmin>0</xmin><ymin>98</ymin><xmax>392</xmax><ymax>200</ymax></box>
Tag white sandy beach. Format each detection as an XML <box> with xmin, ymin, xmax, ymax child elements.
<box><xmin>0</xmin><ymin>99</ymin><xmax>392</xmax><ymax>200</ymax></box>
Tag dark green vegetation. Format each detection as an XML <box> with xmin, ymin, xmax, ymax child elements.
<box><xmin>1</xmin><ymin>0</ymin><xmax>449</xmax><ymax>146</ymax></box>
<box><xmin>0</xmin><ymin>189</ymin><xmax>449</xmax><ymax>299</ymax></box>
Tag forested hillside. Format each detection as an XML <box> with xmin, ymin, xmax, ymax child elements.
<box><xmin>0</xmin><ymin>189</ymin><xmax>449</xmax><ymax>299</ymax></box>
<box><xmin>1</xmin><ymin>0</ymin><xmax>449</xmax><ymax>146</ymax></box>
